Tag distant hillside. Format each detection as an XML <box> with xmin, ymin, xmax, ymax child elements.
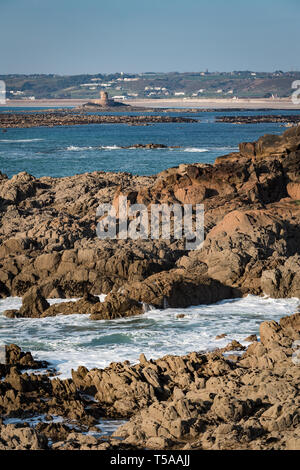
<box><xmin>1</xmin><ymin>71</ymin><xmax>300</xmax><ymax>101</ymax></box>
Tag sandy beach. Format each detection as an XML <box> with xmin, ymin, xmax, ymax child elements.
<box><xmin>126</xmin><ymin>97</ymin><xmax>300</xmax><ymax>110</ymax></box>
<box><xmin>1</xmin><ymin>97</ymin><xmax>300</xmax><ymax>110</ymax></box>
<box><xmin>0</xmin><ymin>99</ymin><xmax>86</xmax><ymax>108</ymax></box>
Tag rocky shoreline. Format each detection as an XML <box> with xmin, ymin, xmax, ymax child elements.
<box><xmin>0</xmin><ymin>308</ymin><xmax>299</xmax><ymax>450</ymax></box>
<box><xmin>1</xmin><ymin>125</ymin><xmax>300</xmax><ymax>312</ymax></box>
<box><xmin>0</xmin><ymin>112</ymin><xmax>197</xmax><ymax>129</ymax></box>
<box><xmin>1</xmin><ymin>125</ymin><xmax>300</xmax><ymax>450</ymax></box>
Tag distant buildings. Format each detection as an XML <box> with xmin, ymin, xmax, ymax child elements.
<box><xmin>5</xmin><ymin>70</ymin><xmax>297</xmax><ymax>101</ymax></box>
<box><xmin>9</xmin><ymin>90</ymin><xmax>35</xmax><ymax>100</ymax></box>
<box><xmin>10</xmin><ymin>90</ymin><xmax>24</xmax><ymax>96</ymax></box>
<box><xmin>117</xmin><ymin>77</ymin><xmax>139</xmax><ymax>82</ymax></box>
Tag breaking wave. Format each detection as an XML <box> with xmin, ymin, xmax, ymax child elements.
<box><xmin>183</xmin><ymin>147</ymin><xmax>209</xmax><ymax>152</ymax></box>
<box><xmin>66</xmin><ymin>145</ymin><xmax>94</xmax><ymax>151</ymax></box>
<box><xmin>66</xmin><ymin>145</ymin><xmax>122</xmax><ymax>151</ymax></box>
<box><xmin>0</xmin><ymin>295</ymin><xmax>297</xmax><ymax>378</ymax></box>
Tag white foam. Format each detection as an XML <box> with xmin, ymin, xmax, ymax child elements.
<box><xmin>4</xmin><ymin>414</ymin><xmax>64</xmax><ymax>427</ymax></box>
<box><xmin>66</xmin><ymin>145</ymin><xmax>122</xmax><ymax>151</ymax></box>
<box><xmin>66</xmin><ymin>145</ymin><xmax>94</xmax><ymax>151</ymax></box>
<box><xmin>63</xmin><ymin>145</ymin><xmax>237</xmax><ymax>154</ymax></box>
<box><xmin>0</xmin><ymin>138</ymin><xmax>44</xmax><ymax>143</ymax></box>
<box><xmin>0</xmin><ymin>295</ymin><xmax>298</xmax><ymax>379</ymax></box>
<box><xmin>183</xmin><ymin>147</ymin><xmax>209</xmax><ymax>152</ymax></box>
<box><xmin>3</xmin><ymin>414</ymin><xmax>126</xmax><ymax>437</ymax></box>
<box><xmin>183</xmin><ymin>146</ymin><xmax>238</xmax><ymax>153</ymax></box>
<box><xmin>100</xmin><ymin>145</ymin><xmax>121</xmax><ymax>150</ymax></box>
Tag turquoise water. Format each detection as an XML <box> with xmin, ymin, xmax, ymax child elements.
<box><xmin>1</xmin><ymin>108</ymin><xmax>299</xmax><ymax>178</ymax></box>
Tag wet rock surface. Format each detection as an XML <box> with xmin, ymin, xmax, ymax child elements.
<box><xmin>0</xmin><ymin>310</ymin><xmax>299</xmax><ymax>450</ymax></box>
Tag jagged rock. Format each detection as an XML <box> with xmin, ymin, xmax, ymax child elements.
<box><xmin>216</xmin><ymin>333</ymin><xmax>227</xmax><ymax>340</ymax></box>
<box><xmin>211</xmin><ymin>395</ymin><xmax>260</xmax><ymax>422</ymax></box>
<box><xmin>35</xmin><ymin>422</ymin><xmax>70</xmax><ymax>442</ymax></box>
<box><xmin>0</xmin><ymin>424</ymin><xmax>48</xmax><ymax>450</ymax></box>
<box><xmin>221</xmin><ymin>340</ymin><xmax>246</xmax><ymax>352</ymax></box>
<box><xmin>244</xmin><ymin>335</ymin><xmax>258</xmax><ymax>342</ymax></box>
<box><xmin>4</xmin><ymin>344</ymin><xmax>48</xmax><ymax>370</ymax></box>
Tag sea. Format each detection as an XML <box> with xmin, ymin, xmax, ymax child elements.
<box><xmin>0</xmin><ymin>107</ymin><xmax>299</xmax><ymax>378</ymax></box>
<box><xmin>1</xmin><ymin>108</ymin><xmax>300</xmax><ymax>178</ymax></box>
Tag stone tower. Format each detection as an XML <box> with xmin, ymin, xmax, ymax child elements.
<box><xmin>99</xmin><ymin>91</ymin><xmax>109</xmax><ymax>106</ymax></box>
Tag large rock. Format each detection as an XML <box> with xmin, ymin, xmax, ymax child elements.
<box><xmin>42</xmin><ymin>292</ymin><xmax>100</xmax><ymax>317</ymax></box>
<box><xmin>90</xmin><ymin>292</ymin><xmax>143</xmax><ymax>320</ymax></box>
<box><xmin>4</xmin><ymin>286</ymin><xmax>50</xmax><ymax>318</ymax></box>
<box><xmin>120</xmin><ymin>268</ymin><xmax>237</xmax><ymax>309</ymax></box>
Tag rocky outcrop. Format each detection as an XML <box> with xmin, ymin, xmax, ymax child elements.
<box><xmin>0</xmin><ymin>424</ymin><xmax>48</xmax><ymax>450</ymax></box>
<box><xmin>237</xmin><ymin>125</ymin><xmax>300</xmax><ymax>159</ymax></box>
<box><xmin>0</xmin><ymin>112</ymin><xmax>197</xmax><ymax>128</ymax></box>
<box><xmin>0</xmin><ymin>344</ymin><xmax>49</xmax><ymax>377</ymax></box>
<box><xmin>1</xmin><ymin>125</ymin><xmax>300</xmax><ymax>319</ymax></box>
<box><xmin>90</xmin><ymin>293</ymin><xmax>143</xmax><ymax>320</ymax></box>
<box><xmin>120</xmin><ymin>143</ymin><xmax>181</xmax><ymax>149</ymax></box>
<box><xmin>109</xmin><ymin>312</ymin><xmax>300</xmax><ymax>450</ymax></box>
<box><xmin>1</xmin><ymin>307</ymin><xmax>299</xmax><ymax>450</ymax></box>
<box><xmin>216</xmin><ymin>115</ymin><xmax>300</xmax><ymax>124</ymax></box>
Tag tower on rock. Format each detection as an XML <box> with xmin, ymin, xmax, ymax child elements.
<box><xmin>80</xmin><ymin>89</ymin><xmax>128</xmax><ymax>109</ymax></box>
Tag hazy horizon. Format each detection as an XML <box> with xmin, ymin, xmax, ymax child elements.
<box><xmin>1</xmin><ymin>70</ymin><xmax>300</xmax><ymax>77</ymax></box>
<box><xmin>0</xmin><ymin>0</ymin><xmax>299</xmax><ymax>75</ymax></box>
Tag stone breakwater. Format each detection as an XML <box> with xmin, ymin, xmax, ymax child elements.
<box><xmin>1</xmin><ymin>126</ymin><xmax>300</xmax><ymax>319</ymax></box>
<box><xmin>0</xmin><ymin>310</ymin><xmax>299</xmax><ymax>450</ymax></box>
<box><xmin>0</xmin><ymin>112</ymin><xmax>197</xmax><ymax>129</ymax></box>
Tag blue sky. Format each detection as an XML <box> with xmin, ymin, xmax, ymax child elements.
<box><xmin>0</xmin><ymin>0</ymin><xmax>299</xmax><ymax>74</ymax></box>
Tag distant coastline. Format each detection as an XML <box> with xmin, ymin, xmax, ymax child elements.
<box><xmin>2</xmin><ymin>97</ymin><xmax>300</xmax><ymax>110</ymax></box>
